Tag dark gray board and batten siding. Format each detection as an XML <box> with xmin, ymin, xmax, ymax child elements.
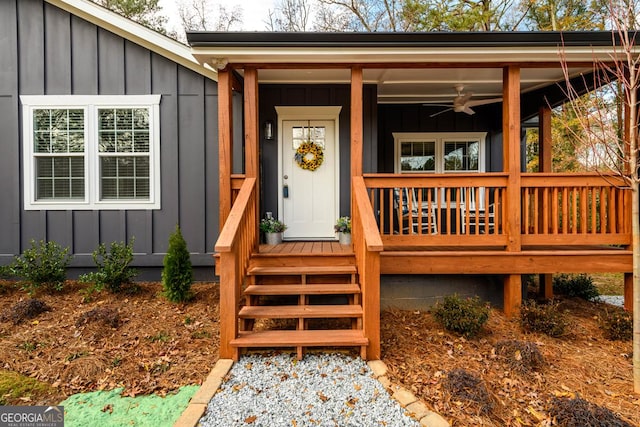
<box><xmin>0</xmin><ymin>0</ymin><xmax>219</xmax><ymax>277</ymax></box>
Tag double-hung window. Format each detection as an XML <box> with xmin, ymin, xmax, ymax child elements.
<box><xmin>21</xmin><ymin>95</ymin><xmax>161</xmax><ymax>210</ymax></box>
<box><xmin>394</xmin><ymin>132</ymin><xmax>486</xmax><ymax>174</ymax></box>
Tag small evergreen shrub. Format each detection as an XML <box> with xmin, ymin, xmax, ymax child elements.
<box><xmin>0</xmin><ymin>299</ymin><xmax>51</xmax><ymax>325</ymax></box>
<box><xmin>519</xmin><ymin>299</ymin><xmax>569</xmax><ymax>337</ymax></box>
<box><xmin>11</xmin><ymin>240</ymin><xmax>71</xmax><ymax>295</ymax></box>
<box><xmin>162</xmin><ymin>225</ymin><xmax>193</xmax><ymax>303</ymax></box>
<box><xmin>495</xmin><ymin>340</ymin><xmax>544</xmax><ymax>374</ymax></box>
<box><xmin>600</xmin><ymin>310</ymin><xmax>633</xmax><ymax>341</ymax></box>
<box><xmin>80</xmin><ymin>240</ymin><xmax>137</xmax><ymax>294</ymax></box>
<box><xmin>549</xmin><ymin>396</ymin><xmax>634</xmax><ymax>427</ymax></box>
<box><xmin>432</xmin><ymin>294</ymin><xmax>490</xmax><ymax>338</ymax></box>
<box><xmin>444</xmin><ymin>368</ymin><xmax>493</xmax><ymax>414</ymax></box>
<box><xmin>553</xmin><ymin>273</ymin><xmax>600</xmax><ymax>301</ymax></box>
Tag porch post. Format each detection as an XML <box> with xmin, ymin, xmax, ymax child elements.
<box><xmin>351</xmin><ymin>67</ymin><xmax>363</xmax><ymax>178</ymax></box>
<box><xmin>218</xmin><ymin>68</ymin><xmax>234</xmax><ymax>232</ymax></box>
<box><xmin>244</xmin><ymin>67</ymin><xmax>260</xmax><ymax>247</ymax></box>
<box><xmin>539</xmin><ymin>106</ymin><xmax>554</xmax><ymax>299</ymax></box>
<box><xmin>503</xmin><ymin>65</ymin><xmax>522</xmax><ymax>317</ymax></box>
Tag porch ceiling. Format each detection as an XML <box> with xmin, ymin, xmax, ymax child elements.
<box><xmin>187</xmin><ymin>32</ymin><xmax>621</xmax><ymax>105</ymax></box>
<box><xmin>255</xmin><ymin>67</ymin><xmax>588</xmax><ymax>104</ymax></box>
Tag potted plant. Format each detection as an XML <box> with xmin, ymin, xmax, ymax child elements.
<box><xmin>334</xmin><ymin>216</ymin><xmax>352</xmax><ymax>245</ymax></box>
<box><xmin>260</xmin><ymin>217</ymin><xmax>287</xmax><ymax>245</ymax></box>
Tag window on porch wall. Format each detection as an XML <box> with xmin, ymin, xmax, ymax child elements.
<box><xmin>393</xmin><ymin>132</ymin><xmax>487</xmax><ymax>205</ymax></box>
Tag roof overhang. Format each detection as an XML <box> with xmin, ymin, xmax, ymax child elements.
<box><xmin>186</xmin><ymin>31</ymin><xmax>634</xmax><ymax>66</ymax></box>
<box><xmin>186</xmin><ymin>31</ymin><xmax>633</xmax><ymax>105</ymax></box>
<box><xmin>47</xmin><ymin>0</ymin><xmax>218</xmax><ymax>81</ymax></box>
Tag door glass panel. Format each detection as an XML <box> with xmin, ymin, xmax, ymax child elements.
<box><xmin>292</xmin><ymin>126</ymin><xmax>326</xmax><ymax>149</ymax></box>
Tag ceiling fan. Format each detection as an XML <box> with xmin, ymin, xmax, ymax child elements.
<box><xmin>428</xmin><ymin>84</ymin><xmax>502</xmax><ymax>117</ymax></box>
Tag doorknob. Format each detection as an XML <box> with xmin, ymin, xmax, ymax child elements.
<box><xmin>283</xmin><ymin>175</ymin><xmax>288</xmax><ymax>179</ymax></box>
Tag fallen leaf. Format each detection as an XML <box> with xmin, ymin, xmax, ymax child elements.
<box><xmin>244</xmin><ymin>415</ymin><xmax>257</xmax><ymax>424</ymax></box>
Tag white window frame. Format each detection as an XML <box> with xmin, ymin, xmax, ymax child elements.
<box><xmin>393</xmin><ymin>132</ymin><xmax>487</xmax><ymax>174</ymax></box>
<box><xmin>21</xmin><ymin>95</ymin><xmax>161</xmax><ymax>210</ymax></box>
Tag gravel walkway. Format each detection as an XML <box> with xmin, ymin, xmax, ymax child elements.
<box><xmin>198</xmin><ymin>353</ymin><xmax>421</xmax><ymax>427</ymax></box>
<box><xmin>598</xmin><ymin>295</ymin><xmax>625</xmax><ymax>307</ymax></box>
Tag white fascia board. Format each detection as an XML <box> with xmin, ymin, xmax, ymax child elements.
<box><xmin>191</xmin><ymin>45</ymin><xmax>630</xmax><ymax>66</ymax></box>
<box><xmin>46</xmin><ymin>0</ymin><xmax>218</xmax><ymax>81</ymax></box>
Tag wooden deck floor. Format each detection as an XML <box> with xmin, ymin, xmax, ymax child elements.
<box><xmin>257</xmin><ymin>241</ymin><xmax>631</xmax><ymax>275</ymax></box>
<box><xmin>259</xmin><ymin>241</ymin><xmax>353</xmax><ymax>255</ymax></box>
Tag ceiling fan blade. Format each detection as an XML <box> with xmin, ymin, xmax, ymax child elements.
<box><xmin>466</xmin><ymin>97</ymin><xmax>502</xmax><ymax>107</ymax></box>
<box><xmin>462</xmin><ymin>106</ymin><xmax>476</xmax><ymax>115</ymax></box>
<box><xmin>430</xmin><ymin>107</ymin><xmax>453</xmax><ymax>118</ymax></box>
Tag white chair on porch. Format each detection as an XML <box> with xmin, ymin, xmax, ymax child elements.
<box><xmin>460</xmin><ymin>187</ymin><xmax>496</xmax><ymax>234</ymax></box>
<box><xmin>394</xmin><ymin>188</ymin><xmax>438</xmax><ymax>235</ymax></box>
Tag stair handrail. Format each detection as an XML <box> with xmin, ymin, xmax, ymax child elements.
<box><xmin>352</xmin><ymin>176</ymin><xmax>383</xmax><ymax>359</ymax></box>
<box><xmin>215</xmin><ymin>177</ymin><xmax>258</xmax><ymax>359</ymax></box>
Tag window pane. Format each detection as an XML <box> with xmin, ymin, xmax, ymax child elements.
<box><xmin>33</xmin><ymin>108</ymin><xmax>84</xmax><ymax>154</ymax></box>
<box><xmin>444</xmin><ymin>141</ymin><xmax>479</xmax><ymax>171</ymax></box>
<box><xmin>99</xmin><ymin>109</ymin><xmax>115</xmax><ymax>130</ymax></box>
<box><xmin>35</xmin><ymin>132</ymin><xmax>51</xmax><ymax>153</ymax></box>
<box><xmin>133</xmin><ymin>109</ymin><xmax>149</xmax><ymax>130</ymax></box>
<box><xmin>100</xmin><ymin>156</ymin><xmax>150</xmax><ymax>200</ymax></box>
<box><xmin>36</xmin><ymin>157</ymin><xmax>84</xmax><ymax>200</ymax></box>
<box><xmin>37</xmin><ymin>158</ymin><xmax>53</xmax><ymax>178</ymax></box>
<box><xmin>444</xmin><ymin>143</ymin><xmax>462</xmax><ymax>171</ymax></box>
<box><xmin>400</xmin><ymin>141</ymin><xmax>435</xmax><ymax>172</ymax></box>
<box><xmin>99</xmin><ymin>133</ymin><xmax>116</xmax><ymax>152</ymax></box>
<box><xmin>116</xmin><ymin>131</ymin><xmax>133</xmax><ymax>153</ymax></box>
<box><xmin>134</xmin><ymin>133</ymin><xmax>149</xmax><ymax>152</ymax></box>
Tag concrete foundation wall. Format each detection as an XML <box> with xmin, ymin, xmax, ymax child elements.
<box><xmin>381</xmin><ymin>274</ymin><xmax>504</xmax><ymax>310</ymax></box>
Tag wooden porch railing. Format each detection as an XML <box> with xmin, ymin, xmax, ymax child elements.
<box><xmin>352</xmin><ymin>176</ymin><xmax>383</xmax><ymax>359</ymax></box>
<box><xmin>363</xmin><ymin>173</ymin><xmax>631</xmax><ymax>249</ymax></box>
<box><xmin>363</xmin><ymin>173</ymin><xmax>509</xmax><ymax>247</ymax></box>
<box><xmin>214</xmin><ymin>177</ymin><xmax>258</xmax><ymax>359</ymax></box>
<box><xmin>231</xmin><ymin>174</ymin><xmax>246</xmax><ymax>204</ymax></box>
<box><xmin>521</xmin><ymin>173</ymin><xmax>632</xmax><ymax>246</ymax></box>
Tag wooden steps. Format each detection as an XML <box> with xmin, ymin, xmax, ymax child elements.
<box><xmin>231</xmin><ymin>330</ymin><xmax>368</xmax><ymax>347</ymax></box>
<box><xmin>239</xmin><ymin>305</ymin><xmax>363</xmax><ymax>319</ymax></box>
<box><xmin>230</xmin><ymin>249</ymin><xmax>365</xmax><ymax>360</ymax></box>
<box><xmin>247</xmin><ymin>265</ymin><xmax>357</xmax><ymax>276</ymax></box>
<box><xmin>244</xmin><ymin>283</ymin><xmax>361</xmax><ymax>296</ymax></box>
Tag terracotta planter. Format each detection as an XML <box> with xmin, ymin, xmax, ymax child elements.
<box><xmin>265</xmin><ymin>232</ymin><xmax>283</xmax><ymax>245</ymax></box>
<box><xmin>338</xmin><ymin>232</ymin><xmax>352</xmax><ymax>245</ymax></box>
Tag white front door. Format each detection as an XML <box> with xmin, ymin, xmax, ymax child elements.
<box><xmin>280</xmin><ymin>119</ymin><xmax>338</xmax><ymax>240</ymax></box>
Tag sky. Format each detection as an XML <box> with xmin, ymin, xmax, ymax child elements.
<box><xmin>158</xmin><ymin>0</ymin><xmax>276</xmax><ymax>32</ymax></box>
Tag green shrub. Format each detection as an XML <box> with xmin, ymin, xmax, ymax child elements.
<box><xmin>519</xmin><ymin>299</ymin><xmax>569</xmax><ymax>337</ymax></box>
<box><xmin>162</xmin><ymin>225</ymin><xmax>193</xmax><ymax>303</ymax></box>
<box><xmin>11</xmin><ymin>240</ymin><xmax>71</xmax><ymax>295</ymax></box>
<box><xmin>80</xmin><ymin>240</ymin><xmax>137</xmax><ymax>294</ymax></box>
<box><xmin>600</xmin><ymin>310</ymin><xmax>633</xmax><ymax>341</ymax></box>
<box><xmin>553</xmin><ymin>273</ymin><xmax>600</xmax><ymax>301</ymax></box>
<box><xmin>432</xmin><ymin>294</ymin><xmax>490</xmax><ymax>338</ymax></box>
<box><xmin>549</xmin><ymin>396</ymin><xmax>634</xmax><ymax>427</ymax></box>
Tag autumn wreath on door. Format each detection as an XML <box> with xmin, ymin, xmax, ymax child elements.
<box><xmin>294</xmin><ymin>141</ymin><xmax>324</xmax><ymax>171</ymax></box>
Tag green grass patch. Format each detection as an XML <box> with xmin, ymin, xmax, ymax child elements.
<box><xmin>60</xmin><ymin>386</ymin><xmax>198</xmax><ymax>427</ymax></box>
<box><xmin>590</xmin><ymin>273</ymin><xmax>624</xmax><ymax>295</ymax></box>
<box><xmin>0</xmin><ymin>370</ymin><xmax>54</xmax><ymax>405</ymax></box>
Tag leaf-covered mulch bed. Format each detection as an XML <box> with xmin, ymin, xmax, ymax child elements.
<box><xmin>0</xmin><ymin>281</ymin><xmax>219</xmax><ymax>405</ymax></box>
<box><xmin>381</xmin><ymin>298</ymin><xmax>638</xmax><ymax>426</ymax></box>
<box><xmin>0</xmin><ymin>280</ymin><xmax>637</xmax><ymax>427</ymax></box>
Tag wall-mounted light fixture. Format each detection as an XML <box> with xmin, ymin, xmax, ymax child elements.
<box><xmin>264</xmin><ymin>120</ymin><xmax>274</xmax><ymax>141</ymax></box>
